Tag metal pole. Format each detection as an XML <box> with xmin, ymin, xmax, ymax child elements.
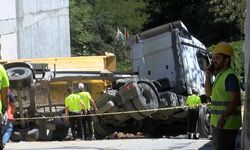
<box><xmin>242</xmin><ymin>0</ymin><xmax>250</xmax><ymax>149</ymax></box>
<box><xmin>15</xmin><ymin>0</ymin><xmax>23</xmax><ymax>59</ymax></box>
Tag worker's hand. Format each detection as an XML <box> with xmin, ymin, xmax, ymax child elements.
<box><xmin>217</xmin><ymin>117</ymin><xmax>226</xmax><ymax>129</ymax></box>
<box><xmin>94</xmin><ymin>108</ymin><xmax>98</xmax><ymax>113</ymax></box>
<box><xmin>83</xmin><ymin>109</ymin><xmax>87</xmax><ymax>115</ymax></box>
<box><xmin>205</xmin><ymin>64</ymin><xmax>214</xmax><ymax>77</ymax></box>
<box><xmin>64</xmin><ymin>116</ymin><xmax>69</xmax><ymax>123</ymax></box>
<box><xmin>1</xmin><ymin>111</ymin><xmax>8</xmax><ymax>125</ymax></box>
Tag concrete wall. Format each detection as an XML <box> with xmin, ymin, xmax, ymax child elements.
<box><xmin>0</xmin><ymin>0</ymin><xmax>70</xmax><ymax>60</ymax></box>
<box><xmin>0</xmin><ymin>0</ymin><xmax>17</xmax><ymax>59</ymax></box>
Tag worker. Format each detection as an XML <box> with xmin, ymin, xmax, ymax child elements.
<box><xmin>0</xmin><ymin>64</ymin><xmax>10</xmax><ymax>149</ymax></box>
<box><xmin>64</xmin><ymin>87</ymin><xmax>86</xmax><ymax>140</ymax></box>
<box><xmin>205</xmin><ymin>42</ymin><xmax>241</xmax><ymax>150</ymax></box>
<box><xmin>2</xmin><ymin>90</ymin><xmax>15</xmax><ymax>147</ymax></box>
<box><xmin>185</xmin><ymin>89</ymin><xmax>201</xmax><ymax>139</ymax></box>
<box><xmin>77</xmin><ymin>83</ymin><xmax>97</xmax><ymax>140</ymax></box>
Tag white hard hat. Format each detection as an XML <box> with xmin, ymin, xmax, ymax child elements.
<box><xmin>78</xmin><ymin>83</ymin><xmax>84</xmax><ymax>89</ymax></box>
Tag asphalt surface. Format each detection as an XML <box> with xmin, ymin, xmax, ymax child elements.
<box><xmin>5</xmin><ymin>138</ymin><xmax>213</xmax><ymax>150</ymax></box>
<box><xmin>4</xmin><ymin>133</ymin><xmax>242</xmax><ymax>150</ymax></box>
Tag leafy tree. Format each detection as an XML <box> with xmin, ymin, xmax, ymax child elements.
<box><xmin>70</xmin><ymin>0</ymin><xmax>93</xmax><ymax>55</ymax></box>
<box><xmin>70</xmin><ymin>0</ymin><xmax>148</xmax><ymax>64</ymax></box>
<box><xmin>209</xmin><ymin>0</ymin><xmax>246</xmax><ymax>32</ymax></box>
<box><xmin>207</xmin><ymin>0</ymin><xmax>246</xmax><ymax>44</ymax></box>
<box><xmin>143</xmin><ymin>0</ymin><xmax>246</xmax><ymax>46</ymax></box>
<box><xmin>91</xmin><ymin>0</ymin><xmax>148</xmax><ymax>62</ymax></box>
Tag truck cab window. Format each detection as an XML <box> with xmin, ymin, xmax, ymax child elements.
<box><xmin>179</xmin><ymin>28</ymin><xmax>192</xmax><ymax>40</ymax></box>
<box><xmin>196</xmin><ymin>51</ymin><xmax>210</xmax><ymax>71</ymax></box>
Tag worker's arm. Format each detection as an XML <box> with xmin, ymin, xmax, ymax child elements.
<box><xmin>64</xmin><ymin>107</ymin><xmax>69</xmax><ymax>122</ymax></box>
<box><xmin>1</xmin><ymin>87</ymin><xmax>9</xmax><ymax>111</ymax></box>
<box><xmin>80</xmin><ymin>101</ymin><xmax>87</xmax><ymax>114</ymax></box>
<box><xmin>90</xmin><ymin>97</ymin><xmax>97</xmax><ymax>111</ymax></box>
<box><xmin>205</xmin><ymin>65</ymin><xmax>213</xmax><ymax>97</ymax></box>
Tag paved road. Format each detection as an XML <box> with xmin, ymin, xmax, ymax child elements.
<box><xmin>5</xmin><ymin>138</ymin><xmax>213</xmax><ymax>150</ymax></box>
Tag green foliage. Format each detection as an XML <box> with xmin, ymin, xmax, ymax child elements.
<box><xmin>70</xmin><ymin>0</ymin><xmax>93</xmax><ymax>55</ymax></box>
<box><xmin>209</xmin><ymin>0</ymin><xmax>246</xmax><ymax>32</ymax></box>
<box><xmin>70</xmin><ymin>0</ymin><xmax>148</xmax><ymax>62</ymax></box>
<box><xmin>143</xmin><ymin>0</ymin><xmax>246</xmax><ymax>45</ymax></box>
<box><xmin>230</xmin><ymin>41</ymin><xmax>244</xmax><ymax>76</ymax></box>
<box><xmin>117</xmin><ymin>59</ymin><xmax>132</xmax><ymax>72</ymax></box>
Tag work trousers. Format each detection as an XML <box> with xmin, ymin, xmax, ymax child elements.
<box><xmin>187</xmin><ymin>108</ymin><xmax>199</xmax><ymax>133</ymax></box>
<box><xmin>82</xmin><ymin>109</ymin><xmax>95</xmax><ymax>140</ymax></box>
<box><xmin>69</xmin><ymin>112</ymin><xmax>84</xmax><ymax>140</ymax></box>
<box><xmin>212</xmin><ymin>127</ymin><xmax>239</xmax><ymax>150</ymax></box>
<box><xmin>2</xmin><ymin>120</ymin><xmax>13</xmax><ymax>145</ymax></box>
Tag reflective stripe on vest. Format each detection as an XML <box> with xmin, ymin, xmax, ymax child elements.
<box><xmin>210</xmin><ymin>68</ymin><xmax>241</xmax><ymax>129</ymax></box>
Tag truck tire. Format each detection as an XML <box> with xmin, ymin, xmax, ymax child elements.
<box><xmin>94</xmin><ymin>117</ymin><xmax>115</xmax><ymax>139</ymax></box>
<box><xmin>124</xmin><ymin>82</ymin><xmax>158</xmax><ymax>120</ymax></box>
<box><xmin>10</xmin><ymin>131</ymin><xmax>22</xmax><ymax>142</ymax></box>
<box><xmin>10</xmin><ymin>128</ymin><xmax>39</xmax><ymax>142</ymax></box>
<box><xmin>124</xmin><ymin>99</ymin><xmax>147</xmax><ymax>120</ymax></box>
<box><xmin>197</xmin><ymin>105</ymin><xmax>211</xmax><ymax>138</ymax></box>
<box><xmin>7</xmin><ymin>67</ymin><xmax>33</xmax><ymax>89</ymax></box>
<box><xmin>158</xmin><ymin>91</ymin><xmax>178</xmax><ymax>108</ymax></box>
<box><xmin>166</xmin><ymin>92</ymin><xmax>178</xmax><ymax>107</ymax></box>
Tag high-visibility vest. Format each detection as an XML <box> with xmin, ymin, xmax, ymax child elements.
<box><xmin>78</xmin><ymin>92</ymin><xmax>91</xmax><ymax>109</ymax></box>
<box><xmin>210</xmin><ymin>68</ymin><xmax>242</xmax><ymax>129</ymax></box>
<box><xmin>0</xmin><ymin>64</ymin><xmax>10</xmax><ymax>113</ymax></box>
<box><xmin>186</xmin><ymin>94</ymin><xmax>201</xmax><ymax>108</ymax></box>
<box><xmin>65</xmin><ymin>94</ymin><xmax>82</xmax><ymax>112</ymax></box>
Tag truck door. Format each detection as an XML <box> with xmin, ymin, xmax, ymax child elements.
<box><xmin>177</xmin><ymin>29</ymin><xmax>209</xmax><ymax>95</ymax></box>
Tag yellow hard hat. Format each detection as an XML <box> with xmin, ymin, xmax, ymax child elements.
<box><xmin>212</xmin><ymin>42</ymin><xmax>233</xmax><ymax>57</ymax></box>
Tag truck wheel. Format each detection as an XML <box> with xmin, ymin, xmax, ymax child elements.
<box><xmin>51</xmin><ymin>118</ymin><xmax>69</xmax><ymax>141</ymax></box>
<box><xmin>7</xmin><ymin>67</ymin><xmax>33</xmax><ymax>89</ymax></box>
<box><xmin>10</xmin><ymin>131</ymin><xmax>22</xmax><ymax>142</ymax></box>
<box><xmin>158</xmin><ymin>91</ymin><xmax>178</xmax><ymax>108</ymax></box>
<box><xmin>94</xmin><ymin>117</ymin><xmax>115</xmax><ymax>139</ymax></box>
<box><xmin>166</xmin><ymin>92</ymin><xmax>178</xmax><ymax>107</ymax></box>
<box><xmin>197</xmin><ymin>105</ymin><xmax>211</xmax><ymax>138</ymax></box>
<box><xmin>135</xmin><ymin>82</ymin><xmax>158</xmax><ymax>109</ymax></box>
<box><xmin>124</xmin><ymin>99</ymin><xmax>147</xmax><ymax>120</ymax></box>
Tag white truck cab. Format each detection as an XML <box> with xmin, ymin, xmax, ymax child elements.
<box><xmin>131</xmin><ymin>21</ymin><xmax>209</xmax><ymax>95</ymax></box>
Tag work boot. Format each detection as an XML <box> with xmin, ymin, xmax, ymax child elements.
<box><xmin>90</xmin><ymin>135</ymin><xmax>96</xmax><ymax>140</ymax></box>
<box><xmin>187</xmin><ymin>132</ymin><xmax>191</xmax><ymax>139</ymax></box>
<box><xmin>193</xmin><ymin>133</ymin><xmax>199</xmax><ymax>139</ymax></box>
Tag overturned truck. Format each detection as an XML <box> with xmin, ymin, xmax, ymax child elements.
<box><xmin>93</xmin><ymin>21</ymin><xmax>211</xmax><ymax>138</ymax></box>
<box><xmin>3</xmin><ymin>21</ymin><xmax>211</xmax><ymax>141</ymax></box>
<box><xmin>3</xmin><ymin>54</ymin><xmax>116</xmax><ymax>141</ymax></box>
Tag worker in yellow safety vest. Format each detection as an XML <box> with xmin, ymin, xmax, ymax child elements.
<box><xmin>0</xmin><ymin>64</ymin><xmax>10</xmax><ymax>149</ymax></box>
<box><xmin>77</xmin><ymin>83</ymin><xmax>97</xmax><ymax>140</ymax></box>
<box><xmin>185</xmin><ymin>89</ymin><xmax>201</xmax><ymax>139</ymax></box>
<box><xmin>205</xmin><ymin>42</ymin><xmax>241</xmax><ymax>150</ymax></box>
<box><xmin>64</xmin><ymin>87</ymin><xmax>86</xmax><ymax>140</ymax></box>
